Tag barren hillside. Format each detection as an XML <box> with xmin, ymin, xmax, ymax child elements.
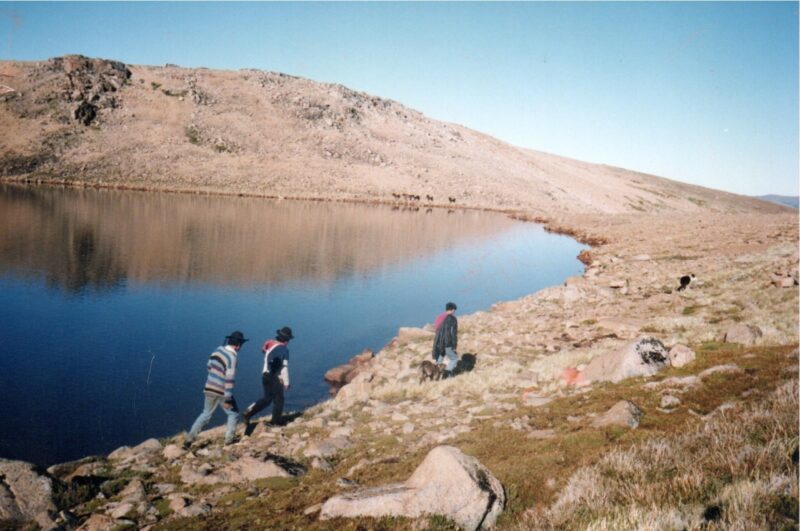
<box><xmin>0</xmin><ymin>55</ymin><xmax>786</xmax><ymax>214</ymax></box>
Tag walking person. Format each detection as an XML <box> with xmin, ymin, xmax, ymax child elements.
<box><xmin>432</xmin><ymin>302</ymin><xmax>459</xmax><ymax>378</ymax></box>
<box><xmin>243</xmin><ymin>326</ymin><xmax>294</xmax><ymax>428</ymax></box>
<box><xmin>184</xmin><ymin>331</ymin><xmax>248</xmax><ymax>448</ymax></box>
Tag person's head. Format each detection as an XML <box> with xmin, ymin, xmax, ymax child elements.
<box><xmin>445</xmin><ymin>302</ymin><xmax>457</xmax><ymax>313</ymax></box>
<box><xmin>224</xmin><ymin>330</ymin><xmax>248</xmax><ymax>350</ymax></box>
<box><xmin>276</xmin><ymin>326</ymin><xmax>294</xmax><ymax>343</ymax></box>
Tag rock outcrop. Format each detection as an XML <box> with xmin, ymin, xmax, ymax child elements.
<box><xmin>320</xmin><ymin>445</ymin><xmax>504</xmax><ymax>530</ymax></box>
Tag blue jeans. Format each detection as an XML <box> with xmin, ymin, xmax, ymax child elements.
<box><xmin>187</xmin><ymin>394</ymin><xmax>241</xmax><ymax>444</ymax></box>
<box><xmin>437</xmin><ymin>347</ymin><xmax>459</xmax><ymax>372</ymax></box>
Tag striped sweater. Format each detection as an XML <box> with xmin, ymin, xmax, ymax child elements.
<box><xmin>203</xmin><ymin>345</ymin><xmax>238</xmax><ymax>400</ymax></box>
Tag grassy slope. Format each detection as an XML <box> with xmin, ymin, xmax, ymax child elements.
<box><xmin>152</xmin><ymin>343</ymin><xmax>798</xmax><ymax>530</ymax></box>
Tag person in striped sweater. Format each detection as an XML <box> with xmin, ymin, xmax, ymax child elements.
<box><xmin>184</xmin><ymin>330</ymin><xmax>248</xmax><ymax>448</ymax></box>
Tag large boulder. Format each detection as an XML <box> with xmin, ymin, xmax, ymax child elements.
<box><xmin>320</xmin><ymin>445</ymin><xmax>504</xmax><ymax>530</ymax></box>
<box><xmin>581</xmin><ymin>337</ymin><xmax>669</xmax><ymax>384</ymax></box>
<box><xmin>0</xmin><ymin>459</ymin><xmax>58</xmax><ymax>529</ymax></box>
<box><xmin>723</xmin><ymin>323</ymin><xmax>763</xmax><ymax>346</ymax></box>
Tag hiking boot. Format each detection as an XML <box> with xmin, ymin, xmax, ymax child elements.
<box><xmin>182</xmin><ymin>439</ymin><xmax>192</xmax><ymax>450</ymax></box>
<box><xmin>441</xmin><ymin>370</ymin><xmax>453</xmax><ymax>379</ymax></box>
<box><xmin>224</xmin><ymin>437</ymin><xmax>239</xmax><ymax>446</ymax></box>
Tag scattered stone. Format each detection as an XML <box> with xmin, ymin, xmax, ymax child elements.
<box><xmin>723</xmin><ymin>323</ymin><xmax>763</xmax><ymax>346</ymax></box>
<box><xmin>162</xmin><ymin>444</ymin><xmax>186</xmax><ymax>460</ymax></box>
<box><xmin>659</xmin><ymin>395</ymin><xmax>681</xmax><ymax>409</ymax></box>
<box><xmin>109</xmin><ymin>501</ymin><xmax>137</xmax><ymax>520</ymax></box>
<box><xmin>176</xmin><ymin>503</ymin><xmax>211</xmax><ymax>518</ymax></box>
<box><xmin>0</xmin><ymin>458</ymin><xmax>58</xmax><ymax>529</ymax></box>
<box><xmin>77</xmin><ymin>512</ymin><xmax>117</xmax><ymax>531</ymax></box>
<box><xmin>180</xmin><ymin>455</ymin><xmax>301</xmax><ymax>485</ymax></box>
<box><xmin>118</xmin><ymin>478</ymin><xmax>146</xmax><ymax>504</ymax></box>
<box><xmin>581</xmin><ymin>337</ymin><xmax>669</xmax><ymax>384</ymax></box>
<box><xmin>699</xmin><ymin>364</ymin><xmax>743</xmax><ymax>379</ymax></box>
<box><xmin>643</xmin><ymin>375</ymin><xmax>701</xmax><ymax>390</ymax></box>
<box><xmin>668</xmin><ymin>344</ymin><xmax>696</xmax><ymax>367</ymax></box>
<box><xmin>401</xmin><ymin>422</ymin><xmax>415</xmax><ymax>434</ymax></box>
<box><xmin>304</xmin><ymin>503</ymin><xmax>323</xmax><ymax>516</ymax></box>
<box><xmin>591</xmin><ymin>400</ymin><xmax>643</xmax><ymax>429</ymax></box>
<box><xmin>320</xmin><ymin>445</ymin><xmax>504</xmax><ymax>530</ymax></box>
<box><xmin>304</xmin><ymin>436</ymin><xmax>352</xmax><ymax>458</ymax></box>
<box><xmin>522</xmin><ymin>393</ymin><xmax>554</xmax><ymax>407</ymax></box>
<box><xmin>527</xmin><ymin>429</ymin><xmax>557</xmax><ymax>439</ymax></box>
<box><xmin>311</xmin><ymin>457</ymin><xmax>333</xmax><ymax>471</ymax></box>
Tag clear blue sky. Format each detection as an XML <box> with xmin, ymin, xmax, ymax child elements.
<box><xmin>2</xmin><ymin>2</ymin><xmax>798</xmax><ymax>196</ymax></box>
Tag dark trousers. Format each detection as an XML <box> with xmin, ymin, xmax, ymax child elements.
<box><xmin>245</xmin><ymin>372</ymin><xmax>284</xmax><ymax>424</ymax></box>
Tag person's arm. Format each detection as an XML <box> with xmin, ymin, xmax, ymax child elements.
<box><xmin>223</xmin><ymin>353</ymin><xmax>236</xmax><ymax>405</ymax></box>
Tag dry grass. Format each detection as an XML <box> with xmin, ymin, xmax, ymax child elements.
<box><xmin>518</xmin><ymin>378</ymin><xmax>798</xmax><ymax>530</ymax></box>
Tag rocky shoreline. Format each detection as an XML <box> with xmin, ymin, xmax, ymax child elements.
<box><xmin>0</xmin><ymin>189</ymin><xmax>796</xmax><ymax>529</ymax></box>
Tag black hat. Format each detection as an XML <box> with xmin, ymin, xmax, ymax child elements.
<box><xmin>446</xmin><ymin>302</ymin><xmax>457</xmax><ymax>311</ymax></box>
<box><xmin>225</xmin><ymin>331</ymin><xmax>248</xmax><ymax>346</ymax></box>
<box><xmin>276</xmin><ymin>326</ymin><xmax>294</xmax><ymax>342</ymax></box>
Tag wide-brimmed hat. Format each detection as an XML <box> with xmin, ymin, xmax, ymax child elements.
<box><xmin>225</xmin><ymin>330</ymin><xmax>248</xmax><ymax>345</ymax></box>
<box><xmin>276</xmin><ymin>326</ymin><xmax>294</xmax><ymax>342</ymax></box>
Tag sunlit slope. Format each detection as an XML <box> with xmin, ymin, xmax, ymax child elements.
<box><xmin>0</xmin><ymin>56</ymin><xmax>787</xmax><ymax>214</ymax></box>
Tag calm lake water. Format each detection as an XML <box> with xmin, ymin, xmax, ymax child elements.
<box><xmin>0</xmin><ymin>185</ymin><xmax>585</xmax><ymax>466</ymax></box>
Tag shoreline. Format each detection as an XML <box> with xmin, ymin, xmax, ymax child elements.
<box><xmin>0</xmin><ymin>180</ymin><xmax>796</xmax><ymax>529</ymax></box>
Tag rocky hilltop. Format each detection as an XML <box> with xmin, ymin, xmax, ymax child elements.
<box><xmin>0</xmin><ymin>55</ymin><xmax>788</xmax><ymax>215</ymax></box>
<box><xmin>0</xmin><ymin>56</ymin><xmax>796</xmax><ymax>530</ymax></box>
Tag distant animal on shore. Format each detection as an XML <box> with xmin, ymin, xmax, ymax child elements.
<box><xmin>448</xmin><ymin>197</ymin><xmax>456</xmax><ymax>204</ymax></box>
<box><xmin>420</xmin><ymin>360</ymin><xmax>444</xmax><ymax>383</ymax></box>
<box><xmin>677</xmin><ymin>274</ymin><xmax>696</xmax><ymax>291</ymax></box>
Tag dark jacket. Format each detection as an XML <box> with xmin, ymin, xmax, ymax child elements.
<box><xmin>432</xmin><ymin>313</ymin><xmax>458</xmax><ymax>359</ymax></box>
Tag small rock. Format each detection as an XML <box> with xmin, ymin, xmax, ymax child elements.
<box><xmin>660</xmin><ymin>395</ymin><xmax>681</xmax><ymax>409</ymax></box>
<box><xmin>527</xmin><ymin>429</ymin><xmax>557</xmax><ymax>439</ymax></box>
<box><xmin>699</xmin><ymin>364</ymin><xmax>743</xmax><ymax>379</ymax></box>
<box><xmin>723</xmin><ymin>324</ymin><xmax>763</xmax><ymax>346</ymax></box>
<box><xmin>401</xmin><ymin>423</ymin><xmax>415</xmax><ymax>434</ymax></box>
<box><xmin>304</xmin><ymin>503</ymin><xmax>323</xmax><ymax>516</ymax></box>
<box><xmin>668</xmin><ymin>344</ymin><xmax>696</xmax><ymax>368</ymax></box>
<box><xmin>162</xmin><ymin>444</ymin><xmax>185</xmax><ymax>460</ymax></box>
<box><xmin>591</xmin><ymin>400</ymin><xmax>643</xmax><ymax>429</ymax></box>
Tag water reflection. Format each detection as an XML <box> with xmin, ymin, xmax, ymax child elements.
<box><xmin>0</xmin><ymin>185</ymin><xmax>517</xmax><ymax>291</ymax></box>
<box><xmin>0</xmin><ymin>184</ymin><xmax>585</xmax><ymax>466</ymax></box>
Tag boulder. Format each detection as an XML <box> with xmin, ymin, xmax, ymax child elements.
<box><xmin>668</xmin><ymin>344</ymin><xmax>696</xmax><ymax>368</ymax></box>
<box><xmin>324</xmin><ymin>363</ymin><xmax>355</xmax><ymax>384</ymax></box>
<box><xmin>724</xmin><ymin>324</ymin><xmax>763</xmax><ymax>346</ymax></box>
<box><xmin>0</xmin><ymin>458</ymin><xmax>57</xmax><ymax>529</ymax></box>
<box><xmin>180</xmin><ymin>455</ymin><xmax>301</xmax><ymax>485</ymax></box>
<box><xmin>591</xmin><ymin>400</ymin><xmax>644</xmax><ymax>429</ymax></box>
<box><xmin>320</xmin><ymin>445</ymin><xmax>504</xmax><ymax>530</ymax></box>
<box><xmin>581</xmin><ymin>337</ymin><xmax>669</xmax><ymax>384</ymax></box>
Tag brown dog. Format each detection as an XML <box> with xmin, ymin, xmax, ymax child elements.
<box><xmin>420</xmin><ymin>360</ymin><xmax>444</xmax><ymax>383</ymax></box>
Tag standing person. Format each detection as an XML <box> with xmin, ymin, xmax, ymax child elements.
<box><xmin>184</xmin><ymin>331</ymin><xmax>248</xmax><ymax>448</ymax></box>
<box><xmin>432</xmin><ymin>302</ymin><xmax>459</xmax><ymax>378</ymax></box>
<box><xmin>243</xmin><ymin>326</ymin><xmax>294</xmax><ymax>427</ymax></box>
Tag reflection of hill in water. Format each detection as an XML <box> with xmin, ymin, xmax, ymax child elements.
<box><xmin>0</xmin><ymin>185</ymin><xmax>519</xmax><ymax>292</ymax></box>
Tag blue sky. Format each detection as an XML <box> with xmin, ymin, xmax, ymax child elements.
<box><xmin>2</xmin><ymin>2</ymin><xmax>798</xmax><ymax>196</ymax></box>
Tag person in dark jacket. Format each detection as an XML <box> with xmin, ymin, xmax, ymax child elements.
<box><xmin>432</xmin><ymin>302</ymin><xmax>459</xmax><ymax>378</ymax></box>
<box><xmin>243</xmin><ymin>326</ymin><xmax>294</xmax><ymax>427</ymax></box>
